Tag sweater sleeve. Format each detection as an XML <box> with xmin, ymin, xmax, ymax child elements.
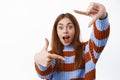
<box><xmin>34</xmin><ymin>59</ymin><xmax>56</xmax><ymax>79</ymax></box>
<box><xmin>88</xmin><ymin>15</ymin><xmax>110</xmax><ymax>64</ymax></box>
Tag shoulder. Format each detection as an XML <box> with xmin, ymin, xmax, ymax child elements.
<box><xmin>82</xmin><ymin>41</ymin><xmax>88</xmax><ymax>50</ymax></box>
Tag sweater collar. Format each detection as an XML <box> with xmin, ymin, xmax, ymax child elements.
<box><xmin>63</xmin><ymin>45</ymin><xmax>74</xmax><ymax>51</ymax></box>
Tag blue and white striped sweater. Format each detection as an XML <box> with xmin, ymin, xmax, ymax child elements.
<box><xmin>35</xmin><ymin>16</ymin><xmax>110</xmax><ymax>80</ymax></box>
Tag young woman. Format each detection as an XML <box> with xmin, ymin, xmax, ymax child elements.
<box><xmin>34</xmin><ymin>2</ymin><xmax>110</xmax><ymax>80</ymax></box>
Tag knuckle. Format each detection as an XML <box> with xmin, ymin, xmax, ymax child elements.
<box><xmin>43</xmin><ymin>62</ymin><xmax>49</xmax><ymax>67</ymax></box>
<box><xmin>46</xmin><ymin>58</ymin><xmax>51</xmax><ymax>62</ymax></box>
<box><xmin>46</xmin><ymin>53</ymin><xmax>51</xmax><ymax>58</ymax></box>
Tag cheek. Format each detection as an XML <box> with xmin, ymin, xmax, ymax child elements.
<box><xmin>70</xmin><ymin>30</ymin><xmax>75</xmax><ymax>38</ymax></box>
<box><xmin>71</xmin><ymin>33</ymin><xmax>75</xmax><ymax>40</ymax></box>
<box><xmin>70</xmin><ymin>31</ymin><xmax>75</xmax><ymax>42</ymax></box>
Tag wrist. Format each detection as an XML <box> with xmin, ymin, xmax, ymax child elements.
<box><xmin>99</xmin><ymin>12</ymin><xmax>108</xmax><ymax>20</ymax></box>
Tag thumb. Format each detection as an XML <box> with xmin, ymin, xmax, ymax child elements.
<box><xmin>88</xmin><ymin>17</ymin><xmax>97</xmax><ymax>27</ymax></box>
<box><xmin>44</xmin><ymin>38</ymin><xmax>49</xmax><ymax>50</ymax></box>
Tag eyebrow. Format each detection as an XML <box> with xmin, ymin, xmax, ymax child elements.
<box><xmin>58</xmin><ymin>23</ymin><xmax>63</xmax><ymax>25</ymax></box>
<box><xmin>58</xmin><ymin>23</ymin><xmax>73</xmax><ymax>25</ymax></box>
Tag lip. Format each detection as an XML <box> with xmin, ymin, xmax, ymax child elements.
<box><xmin>62</xmin><ymin>34</ymin><xmax>70</xmax><ymax>39</ymax></box>
<box><xmin>63</xmin><ymin>36</ymin><xmax>70</xmax><ymax>39</ymax></box>
<box><xmin>62</xmin><ymin>35</ymin><xmax>70</xmax><ymax>43</ymax></box>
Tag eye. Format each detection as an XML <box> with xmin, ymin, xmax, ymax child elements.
<box><xmin>69</xmin><ymin>26</ymin><xmax>73</xmax><ymax>29</ymax></box>
<box><xmin>68</xmin><ymin>25</ymin><xmax>74</xmax><ymax>29</ymax></box>
<box><xmin>57</xmin><ymin>26</ymin><xmax>63</xmax><ymax>30</ymax></box>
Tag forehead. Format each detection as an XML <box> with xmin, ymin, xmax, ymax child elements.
<box><xmin>58</xmin><ymin>17</ymin><xmax>73</xmax><ymax>24</ymax></box>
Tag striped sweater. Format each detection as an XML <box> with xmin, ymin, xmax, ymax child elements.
<box><xmin>35</xmin><ymin>16</ymin><xmax>110</xmax><ymax>80</ymax></box>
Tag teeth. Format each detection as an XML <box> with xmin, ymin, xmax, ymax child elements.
<box><xmin>63</xmin><ymin>36</ymin><xmax>69</xmax><ymax>39</ymax></box>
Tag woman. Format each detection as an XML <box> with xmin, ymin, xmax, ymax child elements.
<box><xmin>34</xmin><ymin>2</ymin><xmax>110</xmax><ymax>80</ymax></box>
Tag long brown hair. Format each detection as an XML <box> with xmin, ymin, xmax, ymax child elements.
<box><xmin>51</xmin><ymin>13</ymin><xmax>84</xmax><ymax>71</ymax></box>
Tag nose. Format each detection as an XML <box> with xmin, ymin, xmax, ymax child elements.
<box><xmin>63</xmin><ymin>27</ymin><xmax>68</xmax><ymax>34</ymax></box>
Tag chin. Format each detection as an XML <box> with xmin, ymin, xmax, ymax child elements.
<box><xmin>62</xmin><ymin>43</ymin><xmax>71</xmax><ymax>46</ymax></box>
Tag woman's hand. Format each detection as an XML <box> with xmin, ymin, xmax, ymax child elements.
<box><xmin>34</xmin><ymin>38</ymin><xmax>65</xmax><ymax>67</ymax></box>
<box><xmin>74</xmin><ymin>2</ymin><xmax>107</xmax><ymax>27</ymax></box>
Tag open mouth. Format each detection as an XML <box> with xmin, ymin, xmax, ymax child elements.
<box><xmin>63</xmin><ymin>36</ymin><xmax>70</xmax><ymax>43</ymax></box>
<box><xmin>63</xmin><ymin>36</ymin><xmax>70</xmax><ymax>39</ymax></box>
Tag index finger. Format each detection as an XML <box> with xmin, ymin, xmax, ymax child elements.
<box><xmin>49</xmin><ymin>54</ymin><xmax>65</xmax><ymax>61</ymax></box>
<box><xmin>74</xmin><ymin>10</ymin><xmax>89</xmax><ymax>16</ymax></box>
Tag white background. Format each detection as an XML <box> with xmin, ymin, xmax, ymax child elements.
<box><xmin>0</xmin><ymin>0</ymin><xmax>120</xmax><ymax>80</ymax></box>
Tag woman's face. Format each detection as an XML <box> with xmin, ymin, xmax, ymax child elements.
<box><xmin>57</xmin><ymin>17</ymin><xmax>75</xmax><ymax>46</ymax></box>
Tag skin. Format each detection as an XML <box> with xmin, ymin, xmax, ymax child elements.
<box><xmin>34</xmin><ymin>2</ymin><xmax>107</xmax><ymax>67</ymax></box>
<box><xmin>74</xmin><ymin>2</ymin><xmax>106</xmax><ymax>27</ymax></box>
<box><xmin>57</xmin><ymin>18</ymin><xmax>75</xmax><ymax>46</ymax></box>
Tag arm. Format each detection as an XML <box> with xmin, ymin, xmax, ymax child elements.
<box><xmin>89</xmin><ymin>15</ymin><xmax>110</xmax><ymax>64</ymax></box>
<box><xmin>34</xmin><ymin>60</ymin><xmax>55</xmax><ymax>79</ymax></box>
<box><xmin>34</xmin><ymin>38</ymin><xmax>65</xmax><ymax>79</ymax></box>
<box><xmin>74</xmin><ymin>2</ymin><xmax>110</xmax><ymax>64</ymax></box>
